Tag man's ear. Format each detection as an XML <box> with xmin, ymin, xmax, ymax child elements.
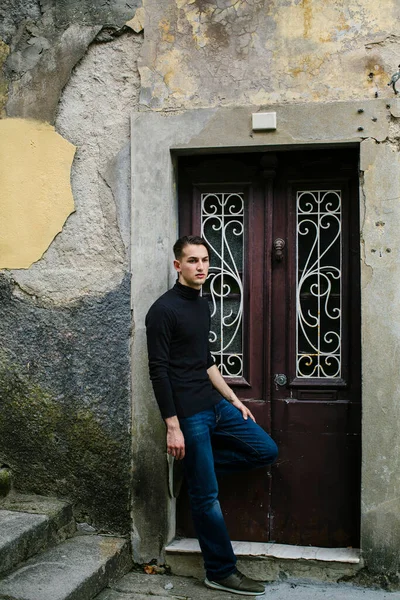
<box><xmin>173</xmin><ymin>259</ymin><xmax>181</xmax><ymax>273</ymax></box>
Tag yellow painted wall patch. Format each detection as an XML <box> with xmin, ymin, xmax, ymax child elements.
<box><xmin>0</xmin><ymin>118</ymin><xmax>76</xmax><ymax>269</ymax></box>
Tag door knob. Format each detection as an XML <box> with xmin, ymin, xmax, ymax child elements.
<box><xmin>274</xmin><ymin>373</ymin><xmax>287</xmax><ymax>386</ymax></box>
<box><xmin>273</xmin><ymin>238</ymin><xmax>285</xmax><ymax>261</ymax></box>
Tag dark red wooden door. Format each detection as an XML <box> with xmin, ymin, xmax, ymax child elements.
<box><xmin>177</xmin><ymin>148</ymin><xmax>361</xmax><ymax>547</ymax></box>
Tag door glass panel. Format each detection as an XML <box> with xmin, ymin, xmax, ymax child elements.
<box><xmin>296</xmin><ymin>190</ymin><xmax>342</xmax><ymax>378</ymax></box>
<box><xmin>201</xmin><ymin>192</ymin><xmax>244</xmax><ymax>378</ymax></box>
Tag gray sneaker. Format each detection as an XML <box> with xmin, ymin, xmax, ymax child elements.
<box><xmin>205</xmin><ymin>570</ymin><xmax>265</xmax><ymax>596</ymax></box>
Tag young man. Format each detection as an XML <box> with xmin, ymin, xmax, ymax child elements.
<box><xmin>145</xmin><ymin>235</ymin><xmax>278</xmax><ymax>596</ymax></box>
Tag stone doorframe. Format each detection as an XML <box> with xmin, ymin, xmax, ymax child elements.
<box><xmin>131</xmin><ymin>100</ymin><xmax>400</xmax><ymax>577</ymax></box>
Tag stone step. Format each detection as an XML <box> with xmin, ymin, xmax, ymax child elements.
<box><xmin>0</xmin><ymin>534</ymin><xmax>132</xmax><ymax>600</ymax></box>
<box><xmin>0</xmin><ymin>493</ymin><xmax>76</xmax><ymax>577</ymax></box>
<box><xmin>165</xmin><ymin>538</ymin><xmax>364</xmax><ymax>583</ymax></box>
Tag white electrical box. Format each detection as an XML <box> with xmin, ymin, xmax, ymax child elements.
<box><xmin>252</xmin><ymin>112</ymin><xmax>277</xmax><ymax>131</ymax></box>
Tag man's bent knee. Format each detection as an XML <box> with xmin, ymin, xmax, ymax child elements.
<box><xmin>258</xmin><ymin>438</ymin><xmax>278</xmax><ymax>467</ymax></box>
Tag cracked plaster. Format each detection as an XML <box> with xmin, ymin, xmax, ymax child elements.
<box><xmin>11</xmin><ymin>31</ymin><xmax>142</xmax><ymax>303</ymax></box>
<box><xmin>389</xmin><ymin>99</ymin><xmax>400</xmax><ymax>119</ymax></box>
<box><xmin>139</xmin><ymin>0</ymin><xmax>400</xmax><ymax>110</ymax></box>
<box><xmin>126</xmin><ymin>6</ymin><xmax>145</xmax><ymax>33</ymax></box>
<box><xmin>0</xmin><ymin>1</ymin><xmax>142</xmax><ymax>531</ymax></box>
<box><xmin>1</xmin><ymin>0</ymin><xmax>142</xmax><ymax>123</ymax></box>
<box><xmin>0</xmin><ymin>1</ymin><xmax>144</xmax><ymax>302</ymax></box>
<box><xmin>6</xmin><ymin>24</ymin><xmax>103</xmax><ymax>124</ymax></box>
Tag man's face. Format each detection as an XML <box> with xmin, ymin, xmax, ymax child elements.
<box><xmin>174</xmin><ymin>244</ymin><xmax>209</xmax><ymax>289</ymax></box>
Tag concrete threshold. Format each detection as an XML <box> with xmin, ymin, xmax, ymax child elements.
<box><xmin>165</xmin><ymin>538</ymin><xmax>363</xmax><ymax>583</ymax></box>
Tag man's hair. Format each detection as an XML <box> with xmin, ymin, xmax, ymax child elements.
<box><xmin>173</xmin><ymin>235</ymin><xmax>211</xmax><ymax>261</ymax></box>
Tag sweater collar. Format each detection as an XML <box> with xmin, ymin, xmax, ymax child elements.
<box><xmin>173</xmin><ymin>280</ymin><xmax>201</xmax><ymax>300</ymax></box>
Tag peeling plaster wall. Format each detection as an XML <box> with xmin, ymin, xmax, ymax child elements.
<box><xmin>0</xmin><ymin>0</ymin><xmax>142</xmax><ymax>123</ymax></box>
<box><xmin>12</xmin><ymin>32</ymin><xmax>143</xmax><ymax>302</ymax></box>
<box><xmin>0</xmin><ymin>0</ymin><xmax>142</xmax><ymax>533</ymax></box>
<box><xmin>139</xmin><ymin>0</ymin><xmax>400</xmax><ymax>110</ymax></box>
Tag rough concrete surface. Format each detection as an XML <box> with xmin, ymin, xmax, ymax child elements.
<box><xmin>96</xmin><ymin>572</ymin><xmax>400</xmax><ymax>600</ymax></box>
<box><xmin>1</xmin><ymin>493</ymin><xmax>73</xmax><ymax>520</ymax></box>
<box><xmin>0</xmin><ymin>535</ymin><xmax>132</xmax><ymax>600</ymax></box>
<box><xmin>0</xmin><ymin>275</ymin><xmax>132</xmax><ymax>533</ymax></box>
<box><xmin>6</xmin><ymin>24</ymin><xmax>102</xmax><ymax>123</ymax></box>
<box><xmin>0</xmin><ymin>0</ymin><xmax>141</xmax><ymax>45</ymax></box>
<box><xmin>165</xmin><ymin>552</ymin><xmax>362</xmax><ymax>586</ymax></box>
<box><xmin>358</xmin><ymin>139</ymin><xmax>400</xmax><ymax>577</ymax></box>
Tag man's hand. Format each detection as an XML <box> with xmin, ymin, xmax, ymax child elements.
<box><xmin>165</xmin><ymin>416</ymin><xmax>185</xmax><ymax>460</ymax></box>
<box><xmin>207</xmin><ymin>364</ymin><xmax>257</xmax><ymax>423</ymax></box>
<box><xmin>230</xmin><ymin>397</ymin><xmax>256</xmax><ymax>422</ymax></box>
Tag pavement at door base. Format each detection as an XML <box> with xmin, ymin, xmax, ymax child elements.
<box><xmin>95</xmin><ymin>572</ymin><xmax>400</xmax><ymax>600</ymax></box>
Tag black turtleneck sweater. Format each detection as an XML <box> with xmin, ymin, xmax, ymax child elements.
<box><xmin>145</xmin><ymin>281</ymin><xmax>221</xmax><ymax>419</ymax></box>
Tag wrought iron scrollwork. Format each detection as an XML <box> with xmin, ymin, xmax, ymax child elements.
<box><xmin>296</xmin><ymin>190</ymin><xmax>342</xmax><ymax>378</ymax></box>
<box><xmin>201</xmin><ymin>193</ymin><xmax>244</xmax><ymax>377</ymax></box>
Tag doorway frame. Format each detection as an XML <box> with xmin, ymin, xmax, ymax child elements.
<box><xmin>130</xmin><ymin>99</ymin><xmax>396</xmax><ymax>572</ymax></box>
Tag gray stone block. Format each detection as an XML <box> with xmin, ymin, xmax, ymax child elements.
<box><xmin>0</xmin><ymin>495</ymin><xmax>75</xmax><ymax>576</ymax></box>
<box><xmin>0</xmin><ymin>510</ymin><xmax>48</xmax><ymax>576</ymax></box>
<box><xmin>0</xmin><ymin>535</ymin><xmax>132</xmax><ymax>600</ymax></box>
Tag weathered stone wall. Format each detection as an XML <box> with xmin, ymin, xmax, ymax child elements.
<box><xmin>0</xmin><ymin>0</ymin><xmax>142</xmax><ymax>532</ymax></box>
<box><xmin>0</xmin><ymin>273</ymin><xmax>132</xmax><ymax>532</ymax></box>
<box><xmin>1</xmin><ymin>0</ymin><xmax>400</xmax><ymax>577</ymax></box>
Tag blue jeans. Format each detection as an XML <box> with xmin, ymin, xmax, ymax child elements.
<box><xmin>179</xmin><ymin>398</ymin><xmax>278</xmax><ymax>581</ymax></box>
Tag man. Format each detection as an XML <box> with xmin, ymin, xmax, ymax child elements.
<box><xmin>146</xmin><ymin>235</ymin><xmax>278</xmax><ymax>596</ymax></box>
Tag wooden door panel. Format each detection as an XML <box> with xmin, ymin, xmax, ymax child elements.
<box><xmin>272</xmin><ymin>400</ymin><xmax>361</xmax><ymax>433</ymax></box>
<box><xmin>271</xmin><ymin>400</ymin><xmax>361</xmax><ymax>546</ymax></box>
<box><xmin>271</xmin><ymin>429</ymin><xmax>361</xmax><ymax>546</ymax></box>
<box><xmin>270</xmin><ymin>151</ymin><xmax>361</xmax><ymax>547</ymax></box>
<box><xmin>219</xmin><ymin>468</ymin><xmax>271</xmax><ymax>542</ymax></box>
